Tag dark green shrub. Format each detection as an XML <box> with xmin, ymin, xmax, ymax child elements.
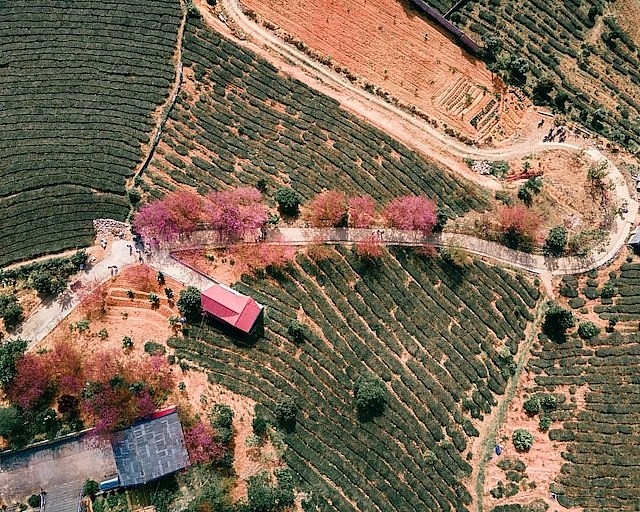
<box><xmin>540</xmin><ymin>394</ymin><xmax>557</xmax><ymax>411</ymax></box>
<box><xmin>252</xmin><ymin>416</ymin><xmax>267</xmax><ymax>437</ymax></box>
<box><xmin>128</xmin><ymin>189</ymin><xmax>141</xmax><ymax>205</ymax></box>
<box><xmin>559</xmin><ymin>276</ymin><xmax>578</xmax><ymax>298</ymax></box>
<box><xmin>83</xmin><ymin>479</ymin><xmax>99</xmax><ymax>497</ymax></box>
<box><xmin>512</xmin><ymin>428</ymin><xmax>534</xmax><ymax>451</ymax></box>
<box><xmin>600</xmin><ymin>281</ymin><xmax>616</xmax><ymax>298</ymax></box>
<box><xmin>122</xmin><ymin>336</ymin><xmax>133</xmax><ymax>349</ymax></box>
<box><xmin>539</xmin><ymin>415</ymin><xmax>552</xmax><ymax>431</ymax></box>
<box><xmin>27</xmin><ymin>495</ymin><xmax>41</xmax><ymax>508</ymax></box>
<box><xmin>523</xmin><ymin>396</ymin><xmax>541</xmax><ymax>415</ymax></box>
<box><xmin>583</xmin><ymin>286</ymin><xmax>600</xmax><ymax>300</ymax></box>
<box><xmin>275</xmin><ymin>397</ymin><xmax>297</xmax><ymax>429</ymax></box>
<box><xmin>354</xmin><ymin>373</ymin><xmax>387</xmax><ymax>418</ymax></box>
<box><xmin>287</xmin><ymin>319</ymin><xmax>307</xmax><ymax>344</ymax></box>
<box><xmin>144</xmin><ymin>341</ymin><xmax>166</xmax><ymax>356</ymax></box>
<box><xmin>568</xmin><ymin>297</ymin><xmax>586</xmax><ymax>309</ymax></box>
<box><xmin>274</xmin><ymin>187</ymin><xmax>301</xmax><ymax>216</ymax></box>
<box><xmin>577</xmin><ymin>321</ymin><xmax>600</xmax><ymax>339</ymax></box>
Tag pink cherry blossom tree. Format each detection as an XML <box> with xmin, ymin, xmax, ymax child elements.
<box><xmin>307</xmin><ymin>190</ymin><xmax>348</xmax><ymax>227</ymax></box>
<box><xmin>383</xmin><ymin>196</ymin><xmax>437</xmax><ymax>234</ymax></box>
<box><xmin>133</xmin><ymin>190</ymin><xmax>205</xmax><ymax>240</ymax></box>
<box><xmin>206</xmin><ymin>187</ymin><xmax>268</xmax><ymax>238</ymax></box>
<box><xmin>348</xmin><ymin>196</ymin><xmax>377</xmax><ymax>228</ymax></box>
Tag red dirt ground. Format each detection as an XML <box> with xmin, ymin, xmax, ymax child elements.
<box><xmin>240</xmin><ymin>0</ymin><xmax>530</xmax><ymax>141</ymax></box>
<box><xmin>483</xmin><ymin>371</ymin><xmax>582</xmax><ymax>512</ymax></box>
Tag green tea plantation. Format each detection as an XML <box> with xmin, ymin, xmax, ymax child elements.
<box><xmin>145</xmin><ymin>19</ymin><xmax>489</xmax><ymax>218</ymax></box>
<box><xmin>169</xmin><ymin>246</ymin><xmax>541</xmax><ymax>511</ymax></box>
<box><xmin>0</xmin><ymin>0</ymin><xmax>181</xmax><ymax>266</ymax></box>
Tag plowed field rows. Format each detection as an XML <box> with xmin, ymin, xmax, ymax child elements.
<box><xmin>528</xmin><ymin>329</ymin><xmax>640</xmax><ymax>510</ymax></box>
<box><xmin>239</xmin><ymin>0</ymin><xmax>528</xmax><ymax>140</ymax></box>
<box><xmin>169</xmin><ymin>246</ymin><xmax>540</xmax><ymax>511</ymax></box>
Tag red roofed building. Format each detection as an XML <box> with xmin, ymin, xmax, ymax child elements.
<box><xmin>200</xmin><ymin>284</ymin><xmax>264</xmax><ymax>336</ymax></box>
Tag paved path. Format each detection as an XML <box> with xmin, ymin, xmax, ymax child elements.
<box><xmin>9</xmin><ymin>240</ymin><xmax>132</xmax><ymax>347</ymax></box>
<box><xmin>0</xmin><ymin>433</ymin><xmax>115</xmax><ymax>506</ymax></box>
<box><xmin>148</xmin><ymin>250</ymin><xmax>217</xmax><ymax>291</ymax></box>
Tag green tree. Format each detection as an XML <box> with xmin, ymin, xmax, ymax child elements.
<box><xmin>354</xmin><ymin>373</ymin><xmax>387</xmax><ymax>418</ymax></box>
<box><xmin>532</xmin><ymin>77</ymin><xmax>555</xmax><ymax>105</ymax></box>
<box><xmin>0</xmin><ymin>406</ymin><xmax>23</xmax><ymax>441</ymax></box>
<box><xmin>30</xmin><ymin>270</ymin><xmax>54</xmax><ymax>297</ymax></box>
<box><xmin>544</xmin><ymin>226</ymin><xmax>568</xmax><ymax>256</ymax></box>
<box><xmin>0</xmin><ymin>338</ymin><xmax>27</xmax><ymax>387</ymax></box>
<box><xmin>481</xmin><ymin>33</ymin><xmax>503</xmax><ymax>62</ymax></box>
<box><xmin>246</xmin><ymin>471</ymin><xmax>277</xmax><ymax>512</ymax></box>
<box><xmin>0</xmin><ymin>294</ymin><xmax>23</xmax><ymax>330</ymax></box>
<box><xmin>252</xmin><ymin>416</ymin><xmax>267</xmax><ymax>437</ymax></box>
<box><xmin>274</xmin><ymin>188</ymin><xmax>301</xmax><ymax>216</ymax></box>
<box><xmin>287</xmin><ymin>319</ymin><xmax>307</xmax><ymax>343</ymax></box>
<box><xmin>128</xmin><ymin>188</ymin><xmax>141</xmax><ymax>205</ymax></box>
<box><xmin>83</xmin><ymin>479</ymin><xmax>100</xmax><ymax>497</ymax></box>
<box><xmin>503</xmin><ymin>55</ymin><xmax>529</xmax><ymax>85</ymax></box>
<box><xmin>177</xmin><ymin>286</ymin><xmax>202</xmax><ymax>322</ymax></box>
<box><xmin>274</xmin><ymin>397</ymin><xmax>297</xmax><ymax>429</ymax></box>
<box><xmin>512</xmin><ymin>428</ymin><xmax>534</xmax><ymax>451</ymax></box>
<box><xmin>210</xmin><ymin>403</ymin><xmax>234</xmax><ymax>429</ymax></box>
<box><xmin>517</xmin><ymin>185</ymin><xmax>532</xmax><ymax>206</ymax></box>
<box><xmin>543</xmin><ymin>303</ymin><xmax>575</xmax><ymax>341</ymax></box>
<box><xmin>577</xmin><ymin>321</ymin><xmax>600</xmax><ymax>339</ymax></box>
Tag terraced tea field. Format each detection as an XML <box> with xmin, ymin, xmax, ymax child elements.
<box><xmin>146</xmin><ymin>19</ymin><xmax>490</xmax><ymax>218</ymax></box>
<box><xmin>455</xmin><ymin>0</ymin><xmax>640</xmax><ymax>149</ymax></box>
<box><xmin>528</xmin><ymin>329</ymin><xmax>640</xmax><ymax>510</ymax></box>
<box><xmin>169</xmin><ymin>246</ymin><xmax>541</xmax><ymax>511</ymax></box>
<box><xmin>594</xmin><ymin>262</ymin><xmax>640</xmax><ymax>323</ymax></box>
<box><xmin>0</xmin><ymin>0</ymin><xmax>181</xmax><ymax>266</ymax></box>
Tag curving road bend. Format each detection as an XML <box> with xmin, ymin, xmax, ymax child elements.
<box><xmin>215</xmin><ymin>0</ymin><xmax>637</xmax><ymax>273</ymax></box>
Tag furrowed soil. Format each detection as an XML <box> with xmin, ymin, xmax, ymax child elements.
<box><xmin>241</xmin><ymin>0</ymin><xmax>530</xmax><ymax>141</ymax></box>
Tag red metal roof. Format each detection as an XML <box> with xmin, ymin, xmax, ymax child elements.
<box><xmin>201</xmin><ymin>284</ymin><xmax>263</xmax><ymax>334</ymax></box>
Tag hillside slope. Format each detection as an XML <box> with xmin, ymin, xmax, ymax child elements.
<box><xmin>0</xmin><ymin>0</ymin><xmax>181</xmax><ymax>266</ymax></box>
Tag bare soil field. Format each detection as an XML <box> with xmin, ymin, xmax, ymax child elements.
<box><xmin>482</xmin><ymin>371</ymin><xmax>582</xmax><ymax>512</ymax></box>
<box><xmin>508</xmin><ymin>149</ymin><xmax>603</xmax><ymax>233</ymax></box>
<box><xmin>613</xmin><ymin>0</ymin><xmax>640</xmax><ymax>46</ymax></box>
<box><xmin>240</xmin><ymin>0</ymin><xmax>530</xmax><ymax>141</ymax></box>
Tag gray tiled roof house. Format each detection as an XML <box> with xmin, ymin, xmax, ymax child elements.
<box><xmin>111</xmin><ymin>408</ymin><xmax>190</xmax><ymax>487</ymax></box>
